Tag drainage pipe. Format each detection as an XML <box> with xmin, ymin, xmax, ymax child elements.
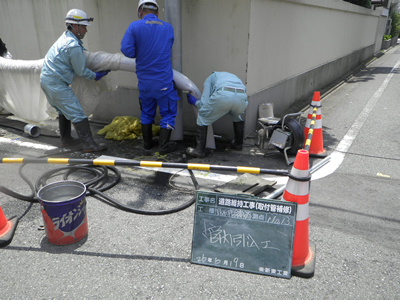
<box><xmin>165</xmin><ymin>0</ymin><xmax>183</xmax><ymax>142</ymax></box>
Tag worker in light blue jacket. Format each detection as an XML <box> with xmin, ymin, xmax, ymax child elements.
<box><xmin>40</xmin><ymin>9</ymin><xmax>110</xmax><ymax>152</ymax></box>
<box><xmin>186</xmin><ymin>71</ymin><xmax>248</xmax><ymax>158</ymax></box>
<box><xmin>121</xmin><ymin>0</ymin><xmax>179</xmax><ymax>155</ymax></box>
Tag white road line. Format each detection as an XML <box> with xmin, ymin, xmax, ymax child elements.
<box><xmin>312</xmin><ymin>59</ymin><xmax>400</xmax><ymax>180</ymax></box>
<box><xmin>0</xmin><ymin>136</ymin><xmax>57</xmax><ymax>151</ymax></box>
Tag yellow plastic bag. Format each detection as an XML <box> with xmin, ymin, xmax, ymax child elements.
<box><xmin>97</xmin><ymin>116</ymin><xmax>160</xmax><ymax>140</ymax></box>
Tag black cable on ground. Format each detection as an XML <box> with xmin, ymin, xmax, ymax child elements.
<box><xmin>0</xmin><ymin>164</ymin><xmax>36</xmax><ymax>202</ymax></box>
<box><xmin>0</xmin><ymin>157</ymin><xmax>199</xmax><ymax>215</ymax></box>
<box><xmin>83</xmin><ymin>154</ymin><xmax>198</xmax><ymax>215</ymax></box>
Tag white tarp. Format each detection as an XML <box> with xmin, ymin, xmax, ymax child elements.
<box><xmin>0</xmin><ymin>57</ymin><xmax>55</xmax><ymax>123</ymax></box>
<box><xmin>0</xmin><ymin>51</ymin><xmax>201</xmax><ymax>124</ymax></box>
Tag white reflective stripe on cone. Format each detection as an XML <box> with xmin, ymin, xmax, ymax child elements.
<box><xmin>305</xmin><ymin>118</ymin><xmax>322</xmax><ymax>129</ymax></box>
<box><xmin>310</xmin><ymin>101</ymin><xmax>321</xmax><ymax>107</ymax></box>
<box><xmin>285</xmin><ymin>180</ymin><xmax>309</xmax><ymax>196</ymax></box>
<box><xmin>296</xmin><ymin>202</ymin><xmax>309</xmax><ymax>221</ymax></box>
<box><xmin>285</xmin><ymin>168</ymin><xmax>310</xmax><ymax>196</ymax></box>
<box><xmin>291</xmin><ymin>167</ymin><xmax>309</xmax><ymax>178</ymax></box>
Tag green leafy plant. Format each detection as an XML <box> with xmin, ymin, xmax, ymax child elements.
<box><xmin>390</xmin><ymin>11</ymin><xmax>400</xmax><ymax>38</ymax></box>
<box><xmin>383</xmin><ymin>35</ymin><xmax>392</xmax><ymax>41</ymax></box>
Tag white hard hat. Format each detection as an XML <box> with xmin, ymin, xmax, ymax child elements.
<box><xmin>137</xmin><ymin>0</ymin><xmax>159</xmax><ymax>19</ymax></box>
<box><xmin>65</xmin><ymin>9</ymin><xmax>94</xmax><ymax>26</ymax></box>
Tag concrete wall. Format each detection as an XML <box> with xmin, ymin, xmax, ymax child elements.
<box><xmin>0</xmin><ymin>0</ymin><xmax>387</xmax><ymax>138</ymax></box>
<box><xmin>243</xmin><ymin>0</ymin><xmax>383</xmax><ymax>136</ymax></box>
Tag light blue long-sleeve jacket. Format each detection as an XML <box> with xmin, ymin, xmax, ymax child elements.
<box><xmin>40</xmin><ymin>30</ymin><xmax>96</xmax><ymax>122</ymax></box>
<box><xmin>195</xmin><ymin>72</ymin><xmax>248</xmax><ymax>126</ymax></box>
<box><xmin>41</xmin><ymin>30</ymin><xmax>95</xmax><ymax>84</ymax></box>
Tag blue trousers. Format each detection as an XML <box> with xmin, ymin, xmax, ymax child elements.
<box><xmin>138</xmin><ymin>81</ymin><xmax>179</xmax><ymax>129</ymax></box>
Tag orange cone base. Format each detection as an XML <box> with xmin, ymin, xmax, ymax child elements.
<box><xmin>0</xmin><ymin>216</ymin><xmax>18</xmax><ymax>247</ymax></box>
<box><xmin>291</xmin><ymin>242</ymin><xmax>316</xmax><ymax>278</ymax></box>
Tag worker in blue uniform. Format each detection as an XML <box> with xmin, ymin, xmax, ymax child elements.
<box><xmin>186</xmin><ymin>71</ymin><xmax>248</xmax><ymax>158</ymax></box>
<box><xmin>120</xmin><ymin>0</ymin><xmax>179</xmax><ymax>155</ymax></box>
<box><xmin>40</xmin><ymin>9</ymin><xmax>110</xmax><ymax>152</ymax></box>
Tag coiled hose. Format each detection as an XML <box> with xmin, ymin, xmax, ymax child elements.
<box><xmin>0</xmin><ymin>155</ymin><xmax>199</xmax><ymax>216</ymax></box>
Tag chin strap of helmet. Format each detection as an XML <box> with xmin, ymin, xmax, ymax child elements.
<box><xmin>68</xmin><ymin>24</ymin><xmax>82</xmax><ymax>39</ymax></box>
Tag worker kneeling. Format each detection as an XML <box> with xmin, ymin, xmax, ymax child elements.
<box><xmin>40</xmin><ymin>9</ymin><xmax>110</xmax><ymax>152</ymax></box>
<box><xmin>186</xmin><ymin>71</ymin><xmax>248</xmax><ymax>158</ymax></box>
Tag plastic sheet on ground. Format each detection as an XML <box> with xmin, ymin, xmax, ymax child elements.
<box><xmin>97</xmin><ymin>116</ymin><xmax>160</xmax><ymax>140</ymax></box>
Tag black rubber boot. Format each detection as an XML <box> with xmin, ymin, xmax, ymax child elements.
<box><xmin>59</xmin><ymin>114</ymin><xmax>80</xmax><ymax>147</ymax></box>
<box><xmin>141</xmin><ymin>124</ymin><xmax>156</xmax><ymax>150</ymax></box>
<box><xmin>186</xmin><ymin>125</ymin><xmax>207</xmax><ymax>158</ymax></box>
<box><xmin>231</xmin><ymin>121</ymin><xmax>244</xmax><ymax>151</ymax></box>
<box><xmin>159</xmin><ymin>128</ymin><xmax>176</xmax><ymax>155</ymax></box>
<box><xmin>73</xmin><ymin>118</ymin><xmax>106</xmax><ymax>152</ymax></box>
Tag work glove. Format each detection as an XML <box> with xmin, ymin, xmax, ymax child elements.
<box><xmin>187</xmin><ymin>94</ymin><xmax>198</xmax><ymax>106</ymax></box>
<box><xmin>95</xmin><ymin>70</ymin><xmax>110</xmax><ymax>81</ymax></box>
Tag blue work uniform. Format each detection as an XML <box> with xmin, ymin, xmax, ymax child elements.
<box><xmin>120</xmin><ymin>14</ymin><xmax>179</xmax><ymax>129</ymax></box>
<box><xmin>40</xmin><ymin>30</ymin><xmax>96</xmax><ymax>123</ymax></box>
<box><xmin>195</xmin><ymin>72</ymin><xmax>248</xmax><ymax>126</ymax></box>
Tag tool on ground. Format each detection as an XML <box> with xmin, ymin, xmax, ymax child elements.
<box><xmin>257</xmin><ymin>107</ymin><xmax>304</xmax><ymax>165</ymax></box>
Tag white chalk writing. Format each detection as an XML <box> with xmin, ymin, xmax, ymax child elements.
<box><xmin>202</xmin><ymin>221</ymin><xmax>281</xmax><ymax>252</ymax></box>
<box><xmin>195</xmin><ymin>254</ymin><xmax>244</xmax><ymax>269</ymax></box>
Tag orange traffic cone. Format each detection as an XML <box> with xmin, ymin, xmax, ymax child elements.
<box><xmin>282</xmin><ymin>149</ymin><xmax>316</xmax><ymax>278</ymax></box>
<box><xmin>304</xmin><ymin>91</ymin><xmax>327</xmax><ymax>158</ymax></box>
<box><xmin>0</xmin><ymin>206</ymin><xmax>18</xmax><ymax>247</ymax></box>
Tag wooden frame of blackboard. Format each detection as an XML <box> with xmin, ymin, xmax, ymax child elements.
<box><xmin>191</xmin><ymin>191</ymin><xmax>297</xmax><ymax>279</ymax></box>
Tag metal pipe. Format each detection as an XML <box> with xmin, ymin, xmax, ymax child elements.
<box><xmin>0</xmin><ymin>157</ymin><xmax>290</xmax><ymax>177</ymax></box>
<box><xmin>165</xmin><ymin>0</ymin><xmax>183</xmax><ymax>142</ymax></box>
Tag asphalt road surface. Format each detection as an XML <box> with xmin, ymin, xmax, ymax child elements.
<box><xmin>0</xmin><ymin>46</ymin><xmax>399</xmax><ymax>299</ymax></box>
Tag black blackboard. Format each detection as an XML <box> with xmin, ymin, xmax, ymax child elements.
<box><xmin>191</xmin><ymin>191</ymin><xmax>297</xmax><ymax>279</ymax></box>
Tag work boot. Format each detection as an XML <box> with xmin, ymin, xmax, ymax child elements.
<box><xmin>231</xmin><ymin>121</ymin><xmax>244</xmax><ymax>151</ymax></box>
<box><xmin>141</xmin><ymin>123</ymin><xmax>156</xmax><ymax>150</ymax></box>
<box><xmin>59</xmin><ymin>114</ymin><xmax>80</xmax><ymax>147</ymax></box>
<box><xmin>186</xmin><ymin>125</ymin><xmax>207</xmax><ymax>158</ymax></box>
<box><xmin>159</xmin><ymin>128</ymin><xmax>176</xmax><ymax>155</ymax></box>
<box><xmin>73</xmin><ymin>118</ymin><xmax>106</xmax><ymax>152</ymax></box>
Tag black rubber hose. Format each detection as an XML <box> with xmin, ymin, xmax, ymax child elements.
<box><xmin>1</xmin><ymin>160</ymin><xmax>198</xmax><ymax>215</ymax></box>
<box><xmin>89</xmin><ymin>188</ymin><xmax>196</xmax><ymax>215</ymax></box>
<box><xmin>84</xmin><ymin>155</ymin><xmax>198</xmax><ymax>215</ymax></box>
<box><xmin>0</xmin><ymin>163</ymin><xmax>36</xmax><ymax>202</ymax></box>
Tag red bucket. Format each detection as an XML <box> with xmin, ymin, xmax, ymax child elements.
<box><xmin>37</xmin><ymin>181</ymin><xmax>88</xmax><ymax>245</ymax></box>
